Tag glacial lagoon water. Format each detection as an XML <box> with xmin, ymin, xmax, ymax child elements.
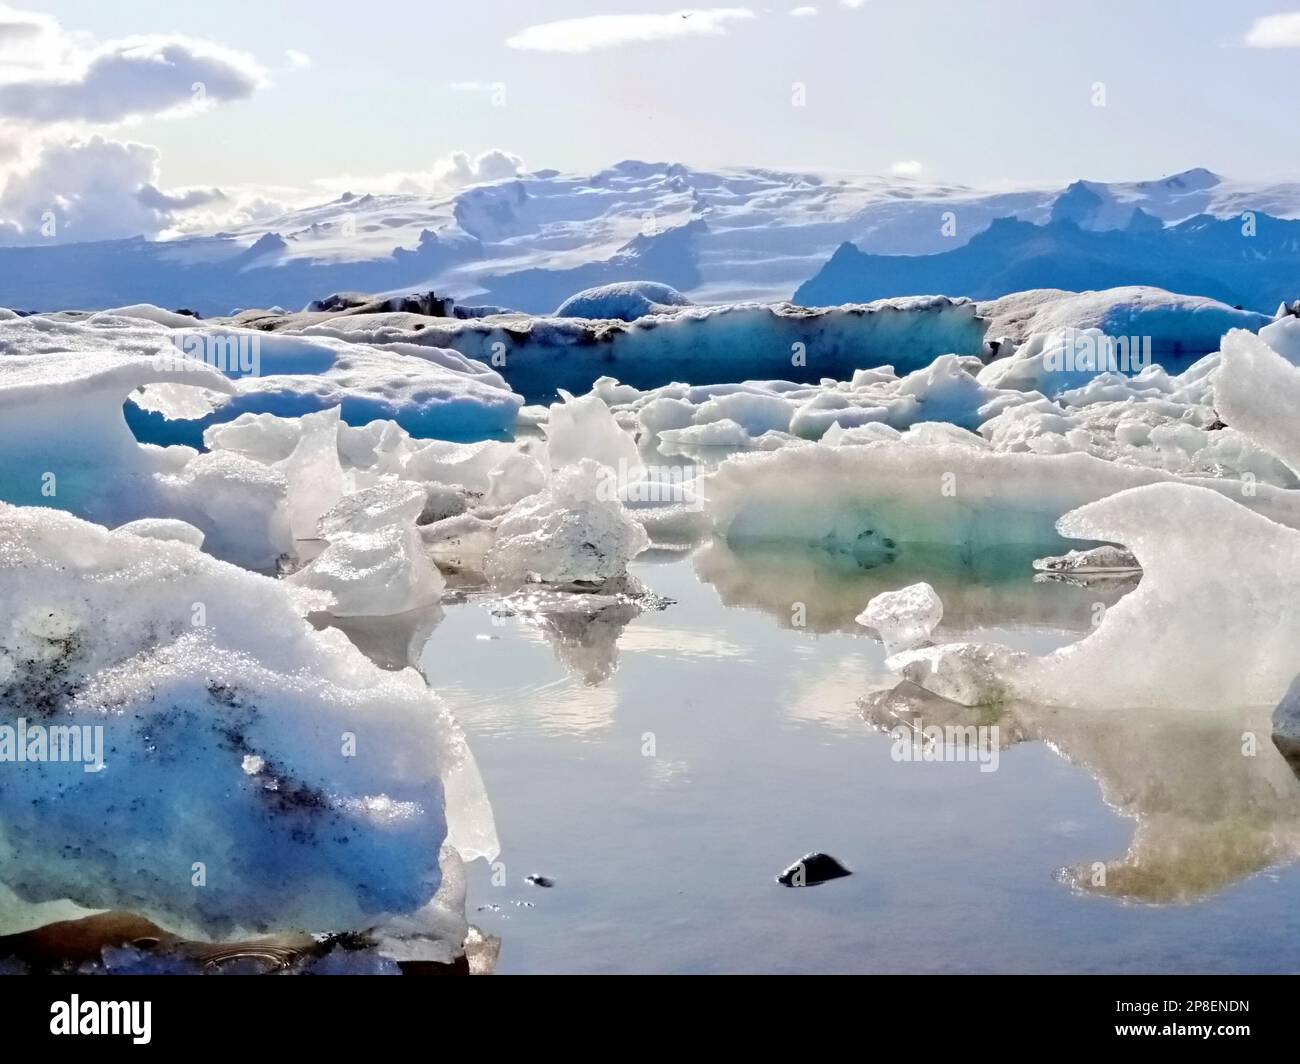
<box><xmin>429</xmin><ymin>544</ymin><xmax>1300</xmax><ymax>974</ymax></box>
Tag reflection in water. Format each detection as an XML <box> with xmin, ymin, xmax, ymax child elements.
<box><xmin>488</xmin><ymin>585</ymin><xmax>672</xmax><ymax>686</ymax></box>
<box><xmin>326</xmin><ymin>603</ymin><xmax>444</xmax><ymax>671</ymax></box>
<box><xmin>700</xmin><ymin>533</ymin><xmax>1300</xmax><ymax>907</ymax></box>
<box><xmin>693</xmin><ymin>537</ymin><xmax>1133</xmax><ymax>637</ymax></box>
<box><xmin>863</xmin><ymin>679</ymin><xmax>1300</xmax><ymax>904</ymax></box>
<box><xmin>786</xmin><ymin>654</ymin><xmax>887</xmax><ymax>733</ymax></box>
<box><xmin>1028</xmin><ymin>701</ymin><xmax>1300</xmax><ymax>904</ymax></box>
<box><xmin>462</xmin><ymin>536</ymin><xmax>1300</xmax><ymax>909</ymax></box>
<box><xmin>440</xmin><ymin>675</ymin><xmax>620</xmax><ymax>737</ymax></box>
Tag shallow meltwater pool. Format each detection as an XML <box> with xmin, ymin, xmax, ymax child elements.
<box><xmin>427</xmin><ymin>543</ymin><xmax>1300</xmax><ymax>974</ymax></box>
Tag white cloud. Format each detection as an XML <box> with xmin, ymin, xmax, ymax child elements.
<box><xmin>506</xmin><ymin>9</ymin><xmax>756</xmax><ymax>53</ymax></box>
<box><xmin>136</xmin><ymin>182</ymin><xmax>226</xmax><ymax>212</ymax></box>
<box><xmin>0</xmin><ymin>35</ymin><xmax>266</xmax><ymax>124</ymax></box>
<box><xmin>433</xmin><ymin>148</ymin><xmax>523</xmax><ymax>186</ymax></box>
<box><xmin>840</xmin><ymin>0</ymin><xmax>866</xmax><ymax>8</ymax></box>
<box><xmin>0</xmin><ymin>4</ymin><xmax>61</xmax><ymax>67</ymax></box>
<box><xmin>1244</xmin><ymin>13</ymin><xmax>1300</xmax><ymax>47</ymax></box>
<box><xmin>0</xmin><ymin>7</ymin><xmax>267</xmax><ymax>125</ymax></box>
<box><xmin>0</xmin><ymin>4</ymin><xmax>52</xmax><ymax>42</ymax></box>
<box><xmin>0</xmin><ymin>129</ymin><xmax>299</xmax><ymax>244</ymax></box>
<box><xmin>0</xmin><ymin>135</ymin><xmax>185</xmax><ymax>242</ymax></box>
<box><xmin>285</xmin><ymin>48</ymin><xmax>311</xmax><ymax>69</ymax></box>
<box><xmin>790</xmin><ymin>7</ymin><xmax>818</xmax><ymax>16</ymax></box>
<box><xmin>315</xmin><ymin>149</ymin><xmax>526</xmax><ymax>196</ymax></box>
<box><xmin>890</xmin><ymin>160</ymin><xmax>923</xmax><ymax>178</ymax></box>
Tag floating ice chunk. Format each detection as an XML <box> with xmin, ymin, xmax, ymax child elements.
<box><xmin>885</xmin><ymin>642</ymin><xmax>1025</xmax><ymax>708</ymax></box>
<box><xmin>637</xmin><ymin>395</ymin><xmax>696</xmax><ymax>437</ymax></box>
<box><xmin>856</xmin><ymin>582</ymin><xmax>943</xmax><ymax>654</ymax></box>
<box><xmin>545</xmin><ymin>390</ymin><xmax>643</xmax><ymax>483</ymax></box>
<box><xmin>590</xmin><ymin>376</ymin><xmax>645</xmax><ymax>406</ymax></box>
<box><xmin>485</xmin><ymin>459</ymin><xmax>650</xmax><ymax>589</ymax></box>
<box><xmin>691</xmin><ymin>391</ymin><xmax>794</xmax><ymax>436</ymax></box>
<box><xmin>555</xmin><ymin>281</ymin><xmax>694</xmax><ymax>321</ymax></box>
<box><xmin>979</xmin><ymin>287</ymin><xmax>1268</xmax><ymax>358</ymax></box>
<box><xmin>204</xmin><ymin>412</ymin><xmax>307</xmax><ymax>465</ymax></box>
<box><xmin>316</xmin><ymin>296</ymin><xmax>986</xmax><ymax>400</ymax></box>
<box><xmin>0</xmin><ymin>503</ymin><xmax>495</xmax><ymax>937</ymax></box>
<box><xmin>0</xmin><ymin>311</ymin><xmax>521</xmax><ymax>445</ymax></box>
<box><xmin>821</xmin><ymin>422</ymin><xmax>902</xmax><ymax>446</ymax></box>
<box><xmin>0</xmin><ymin>352</ymin><xmax>290</xmax><ymax>569</ymax></box>
<box><xmin>1032</xmin><ymin>544</ymin><xmax>1138</xmax><ymax>574</ymax></box>
<box><xmin>287</xmin><ymin>481</ymin><xmax>445</xmax><ymax>618</ymax></box>
<box><xmin>788</xmin><ymin>392</ymin><xmax>896</xmax><ymax>438</ymax></box>
<box><xmin>704</xmin><ymin>440</ymin><xmax>1300</xmax><ymax>553</ymax></box>
<box><xmin>659</xmin><ymin>419</ymin><xmax>754</xmax><ymax>449</ymax></box>
<box><xmin>0</xmin><ymin>352</ymin><xmax>230</xmax><ymax>510</ymax></box>
<box><xmin>1020</xmin><ymin>483</ymin><xmax>1300</xmax><ymax>708</ymax></box>
<box><xmin>484</xmin><ymin>451</ymin><xmax>547</xmax><ymax>508</ymax></box>
<box><xmin>275</xmin><ymin>407</ymin><xmax>345</xmax><ymax>542</ymax></box>
<box><xmin>420</xmin><ymin>512</ymin><xmax>499</xmax><ymax>574</ymax></box>
<box><xmin>88</xmin><ymin>304</ymin><xmax>203</xmax><ymax>328</ymax></box>
<box><xmin>977</xmin><ymin>327</ymin><xmax>1148</xmax><ymax>397</ymax></box>
<box><xmin>1216</xmin><ymin>328</ymin><xmax>1300</xmax><ymax>478</ymax></box>
<box><xmin>617</xmin><ymin>354</ymin><xmax>1028</xmax><ymax>449</ymax></box>
<box><xmin>116</xmin><ymin>518</ymin><xmax>206</xmax><ymax>549</ymax></box>
<box><xmin>154</xmin><ymin>450</ymin><xmax>291</xmax><ymax>568</ymax></box>
<box><xmin>403</xmin><ymin>438</ymin><xmax>522</xmax><ymax>491</ymax></box>
<box><xmin>1258</xmin><ymin>313</ymin><xmax>1300</xmax><ymax>365</ymax></box>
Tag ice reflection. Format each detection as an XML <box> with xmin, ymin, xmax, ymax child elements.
<box><xmin>864</xmin><ymin>679</ymin><xmax>1300</xmax><ymax>904</ymax></box>
<box><xmin>326</xmin><ymin>603</ymin><xmax>444</xmax><ymax>671</ymax></box>
<box><xmin>492</xmin><ymin>586</ymin><xmax>666</xmax><ymax>686</ymax></box>
<box><xmin>693</xmin><ymin>537</ymin><xmax>1134</xmax><ymax>637</ymax></box>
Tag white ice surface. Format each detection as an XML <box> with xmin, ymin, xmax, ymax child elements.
<box><xmin>0</xmin><ymin>503</ymin><xmax>497</xmax><ymax>937</ymax></box>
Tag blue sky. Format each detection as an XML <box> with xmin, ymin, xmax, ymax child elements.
<box><xmin>6</xmin><ymin>1</ymin><xmax>1300</xmax><ymax>212</ymax></box>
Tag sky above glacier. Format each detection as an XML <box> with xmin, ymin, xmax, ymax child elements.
<box><xmin>1</xmin><ymin>1</ymin><xmax>1299</xmax><ymax>240</ymax></box>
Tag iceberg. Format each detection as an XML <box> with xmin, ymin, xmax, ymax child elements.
<box><xmin>703</xmin><ymin>439</ymin><xmax>1300</xmax><ymax>554</ymax></box>
<box><xmin>278</xmin><ymin>295</ymin><xmax>988</xmax><ymax>400</ymax></box>
<box><xmin>855</xmin><ymin>582</ymin><xmax>944</xmax><ymax>653</ymax></box>
<box><xmin>0</xmin><ymin>503</ymin><xmax>496</xmax><ymax>939</ymax></box>
<box><xmin>554</xmin><ymin>281</ymin><xmax>694</xmax><ymax>321</ymax></box>
<box><xmin>485</xmin><ymin>460</ymin><xmax>650</xmax><ymax>590</ymax></box>
<box><xmin>0</xmin><ymin>351</ymin><xmax>291</xmax><ymax>570</ymax></box>
<box><xmin>0</xmin><ymin>309</ymin><xmax>521</xmax><ymax>448</ymax></box>
<box><xmin>287</xmin><ymin>481</ymin><xmax>446</xmax><ymax>618</ymax></box>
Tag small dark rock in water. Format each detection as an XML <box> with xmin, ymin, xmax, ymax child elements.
<box><xmin>524</xmin><ymin>874</ymin><xmax>555</xmax><ymax>888</ymax></box>
<box><xmin>1272</xmin><ymin>674</ymin><xmax>1300</xmax><ymax>776</ymax></box>
<box><xmin>777</xmin><ymin>853</ymin><xmax>851</xmax><ymax>887</ymax></box>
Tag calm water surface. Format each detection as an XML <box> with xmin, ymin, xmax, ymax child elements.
<box><xmin>425</xmin><ymin>543</ymin><xmax>1300</xmax><ymax>974</ymax></box>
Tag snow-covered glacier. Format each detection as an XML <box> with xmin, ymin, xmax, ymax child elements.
<box><xmin>5</xmin><ymin>161</ymin><xmax>1300</xmax><ymax>316</ymax></box>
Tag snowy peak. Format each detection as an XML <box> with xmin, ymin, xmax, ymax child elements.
<box><xmin>0</xmin><ymin>162</ymin><xmax>1297</xmax><ymax>315</ymax></box>
<box><xmin>1138</xmin><ymin>167</ymin><xmax>1222</xmax><ymax>192</ymax></box>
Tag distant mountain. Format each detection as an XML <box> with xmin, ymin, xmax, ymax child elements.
<box><xmin>1</xmin><ymin>162</ymin><xmax>1298</xmax><ymax>316</ymax></box>
<box><xmin>793</xmin><ymin>211</ymin><xmax>1300</xmax><ymax>313</ymax></box>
